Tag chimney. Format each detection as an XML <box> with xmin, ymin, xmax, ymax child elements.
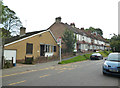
<box><xmin>94</xmin><ymin>33</ymin><xmax>96</xmax><ymax>35</ymax></box>
<box><xmin>20</xmin><ymin>27</ymin><xmax>26</xmax><ymax>35</ymax></box>
<box><xmin>70</xmin><ymin>23</ymin><xmax>75</xmax><ymax>28</ymax></box>
<box><xmin>55</xmin><ymin>17</ymin><xmax>61</xmax><ymax>23</ymax></box>
<box><xmin>93</xmin><ymin>32</ymin><xmax>97</xmax><ymax>35</ymax></box>
<box><xmin>81</xmin><ymin>28</ymin><xmax>84</xmax><ymax>30</ymax></box>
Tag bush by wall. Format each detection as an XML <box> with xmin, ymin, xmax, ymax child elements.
<box><xmin>83</xmin><ymin>53</ymin><xmax>93</xmax><ymax>59</ymax></box>
<box><xmin>33</xmin><ymin>55</ymin><xmax>59</xmax><ymax>64</ymax></box>
<box><xmin>4</xmin><ymin>60</ymin><xmax>13</xmax><ymax>68</ymax></box>
<box><xmin>99</xmin><ymin>50</ymin><xmax>111</xmax><ymax>57</ymax></box>
<box><xmin>25</xmin><ymin>57</ymin><xmax>33</xmax><ymax>64</ymax></box>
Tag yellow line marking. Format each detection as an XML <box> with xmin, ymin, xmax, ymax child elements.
<box><xmin>58</xmin><ymin>71</ymin><xmax>64</xmax><ymax>73</ymax></box>
<box><xmin>8</xmin><ymin>80</ymin><xmax>26</xmax><ymax>85</ymax></box>
<box><xmin>39</xmin><ymin>67</ymin><xmax>50</xmax><ymax>71</ymax></box>
<box><xmin>68</xmin><ymin>68</ymin><xmax>75</xmax><ymax>70</ymax></box>
<box><xmin>45</xmin><ymin>68</ymin><xmax>49</xmax><ymax>70</ymax></box>
<box><xmin>0</xmin><ymin>70</ymin><xmax>38</xmax><ymax>78</ymax></box>
<box><xmin>1</xmin><ymin>67</ymin><xmax>52</xmax><ymax>78</ymax></box>
<box><xmin>40</xmin><ymin>74</ymin><xmax>50</xmax><ymax>78</ymax></box>
<box><xmin>1</xmin><ymin>62</ymin><xmax>78</xmax><ymax>78</ymax></box>
<box><xmin>39</xmin><ymin>68</ymin><xmax>46</xmax><ymax>70</ymax></box>
<box><xmin>49</xmin><ymin>67</ymin><xmax>55</xmax><ymax>69</ymax></box>
<box><xmin>59</xmin><ymin>68</ymin><xmax>67</xmax><ymax>70</ymax></box>
<box><xmin>62</xmin><ymin>64</ymin><xmax>71</xmax><ymax>66</ymax></box>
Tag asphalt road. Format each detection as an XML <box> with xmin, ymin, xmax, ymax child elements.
<box><xmin>2</xmin><ymin>59</ymin><xmax>120</xmax><ymax>86</ymax></box>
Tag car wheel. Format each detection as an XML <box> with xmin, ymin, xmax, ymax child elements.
<box><xmin>99</xmin><ymin>57</ymin><xmax>101</xmax><ymax>60</ymax></box>
<box><xmin>103</xmin><ymin>72</ymin><xmax>106</xmax><ymax>75</ymax></box>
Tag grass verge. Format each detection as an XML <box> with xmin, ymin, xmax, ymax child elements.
<box><xmin>58</xmin><ymin>51</ymin><xmax>111</xmax><ymax>64</ymax></box>
<box><xmin>58</xmin><ymin>53</ymin><xmax>93</xmax><ymax>64</ymax></box>
<box><xmin>98</xmin><ymin>50</ymin><xmax>112</xmax><ymax>57</ymax></box>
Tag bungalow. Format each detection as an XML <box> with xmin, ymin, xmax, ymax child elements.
<box><xmin>4</xmin><ymin>27</ymin><xmax>59</xmax><ymax>64</ymax></box>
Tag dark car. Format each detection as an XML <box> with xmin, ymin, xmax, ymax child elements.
<box><xmin>90</xmin><ymin>53</ymin><xmax>103</xmax><ymax>60</ymax></box>
<box><xmin>103</xmin><ymin>53</ymin><xmax>120</xmax><ymax>76</ymax></box>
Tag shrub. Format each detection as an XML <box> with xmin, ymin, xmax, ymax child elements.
<box><xmin>83</xmin><ymin>53</ymin><xmax>93</xmax><ymax>59</ymax></box>
<box><xmin>58</xmin><ymin>62</ymin><xmax>62</xmax><ymax>64</ymax></box>
<box><xmin>33</xmin><ymin>55</ymin><xmax>59</xmax><ymax>64</ymax></box>
<box><xmin>99</xmin><ymin>51</ymin><xmax>111</xmax><ymax>57</ymax></box>
<box><xmin>4</xmin><ymin>60</ymin><xmax>13</xmax><ymax>68</ymax></box>
<box><xmin>104</xmin><ymin>50</ymin><xmax>112</xmax><ymax>55</ymax></box>
<box><xmin>25</xmin><ymin>57</ymin><xmax>33</xmax><ymax>64</ymax></box>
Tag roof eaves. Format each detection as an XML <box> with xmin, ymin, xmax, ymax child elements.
<box><xmin>4</xmin><ymin>29</ymin><xmax>48</xmax><ymax>46</ymax></box>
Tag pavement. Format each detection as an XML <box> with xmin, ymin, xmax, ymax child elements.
<box><xmin>2</xmin><ymin>60</ymin><xmax>59</xmax><ymax>75</ymax></box>
<box><xmin>2</xmin><ymin>54</ymin><xmax>80</xmax><ymax>75</ymax></box>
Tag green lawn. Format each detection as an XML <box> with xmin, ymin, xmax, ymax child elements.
<box><xmin>58</xmin><ymin>51</ymin><xmax>111</xmax><ymax>64</ymax></box>
<box><xmin>58</xmin><ymin>53</ymin><xmax>93</xmax><ymax>64</ymax></box>
<box><xmin>98</xmin><ymin>50</ymin><xmax>112</xmax><ymax>57</ymax></box>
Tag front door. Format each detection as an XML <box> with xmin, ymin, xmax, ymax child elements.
<box><xmin>40</xmin><ymin>45</ymin><xmax>45</xmax><ymax>56</ymax></box>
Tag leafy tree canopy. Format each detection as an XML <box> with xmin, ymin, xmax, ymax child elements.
<box><xmin>85</xmin><ymin>27</ymin><xmax>103</xmax><ymax>36</ymax></box>
<box><xmin>0</xmin><ymin>28</ymin><xmax>11</xmax><ymax>38</ymax></box>
<box><xmin>0</xmin><ymin>1</ymin><xmax>22</xmax><ymax>38</ymax></box>
<box><xmin>110</xmin><ymin>34</ymin><xmax>120</xmax><ymax>52</ymax></box>
<box><xmin>62</xmin><ymin>29</ymin><xmax>77</xmax><ymax>53</ymax></box>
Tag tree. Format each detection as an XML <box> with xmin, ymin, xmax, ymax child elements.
<box><xmin>110</xmin><ymin>34</ymin><xmax>120</xmax><ymax>52</ymax></box>
<box><xmin>86</xmin><ymin>27</ymin><xmax>95</xmax><ymax>32</ymax></box>
<box><xmin>0</xmin><ymin>0</ymin><xmax>3</xmax><ymax>69</ymax></box>
<box><xmin>86</xmin><ymin>27</ymin><xmax>103</xmax><ymax>36</ymax></box>
<box><xmin>0</xmin><ymin>28</ymin><xmax>11</xmax><ymax>38</ymax></box>
<box><xmin>62</xmin><ymin>29</ymin><xmax>77</xmax><ymax>53</ymax></box>
<box><xmin>0</xmin><ymin>1</ymin><xmax>22</xmax><ymax>69</ymax></box>
<box><xmin>0</xmin><ymin>1</ymin><xmax>22</xmax><ymax>37</ymax></box>
<box><xmin>95</xmin><ymin>28</ymin><xmax>103</xmax><ymax>36</ymax></box>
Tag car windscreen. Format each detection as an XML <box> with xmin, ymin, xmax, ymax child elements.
<box><xmin>107</xmin><ymin>54</ymin><xmax>120</xmax><ymax>61</ymax></box>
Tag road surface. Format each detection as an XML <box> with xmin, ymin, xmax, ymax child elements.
<box><xmin>1</xmin><ymin>59</ymin><xmax>120</xmax><ymax>86</ymax></box>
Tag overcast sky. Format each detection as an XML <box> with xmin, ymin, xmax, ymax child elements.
<box><xmin>3</xmin><ymin>0</ymin><xmax>119</xmax><ymax>39</ymax></box>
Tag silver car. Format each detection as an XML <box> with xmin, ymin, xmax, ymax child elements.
<box><xmin>103</xmin><ymin>53</ymin><xmax>120</xmax><ymax>76</ymax></box>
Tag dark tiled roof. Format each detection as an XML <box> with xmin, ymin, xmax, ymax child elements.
<box><xmin>49</xmin><ymin>21</ymin><xmax>108</xmax><ymax>43</ymax></box>
<box><xmin>64</xmin><ymin>23</ymin><xmax>78</xmax><ymax>34</ymax></box>
<box><xmin>5</xmin><ymin>29</ymin><xmax>47</xmax><ymax>44</ymax></box>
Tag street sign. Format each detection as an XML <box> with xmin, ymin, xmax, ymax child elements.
<box><xmin>57</xmin><ymin>37</ymin><xmax>62</xmax><ymax>45</ymax></box>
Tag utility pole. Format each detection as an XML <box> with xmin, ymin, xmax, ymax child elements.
<box><xmin>109</xmin><ymin>34</ymin><xmax>112</xmax><ymax>52</ymax></box>
<box><xmin>57</xmin><ymin>37</ymin><xmax>62</xmax><ymax>63</ymax></box>
<box><xmin>59</xmin><ymin>38</ymin><xmax>61</xmax><ymax>62</ymax></box>
<box><xmin>0</xmin><ymin>33</ymin><xmax>2</xmax><ymax>69</ymax></box>
<box><xmin>0</xmin><ymin>24</ymin><xmax>4</xmax><ymax>69</ymax></box>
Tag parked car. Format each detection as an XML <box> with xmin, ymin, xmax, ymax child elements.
<box><xmin>90</xmin><ymin>53</ymin><xmax>103</xmax><ymax>60</ymax></box>
<box><xmin>103</xmin><ymin>53</ymin><xmax>120</xmax><ymax>76</ymax></box>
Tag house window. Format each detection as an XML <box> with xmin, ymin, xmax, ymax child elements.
<box><xmin>48</xmin><ymin>45</ymin><xmax>50</xmax><ymax>52</ymax></box>
<box><xmin>54</xmin><ymin>46</ymin><xmax>56</xmax><ymax>52</ymax></box>
<box><xmin>45</xmin><ymin>45</ymin><xmax>50</xmax><ymax>52</ymax></box>
<box><xmin>82</xmin><ymin>36</ymin><xmax>84</xmax><ymax>41</ymax></box>
<box><xmin>26</xmin><ymin>43</ymin><xmax>33</xmax><ymax>54</ymax></box>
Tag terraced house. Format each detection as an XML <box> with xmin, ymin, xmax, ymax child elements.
<box><xmin>49</xmin><ymin>17</ymin><xmax>110</xmax><ymax>53</ymax></box>
<box><xmin>4</xmin><ymin>27</ymin><xmax>59</xmax><ymax>64</ymax></box>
